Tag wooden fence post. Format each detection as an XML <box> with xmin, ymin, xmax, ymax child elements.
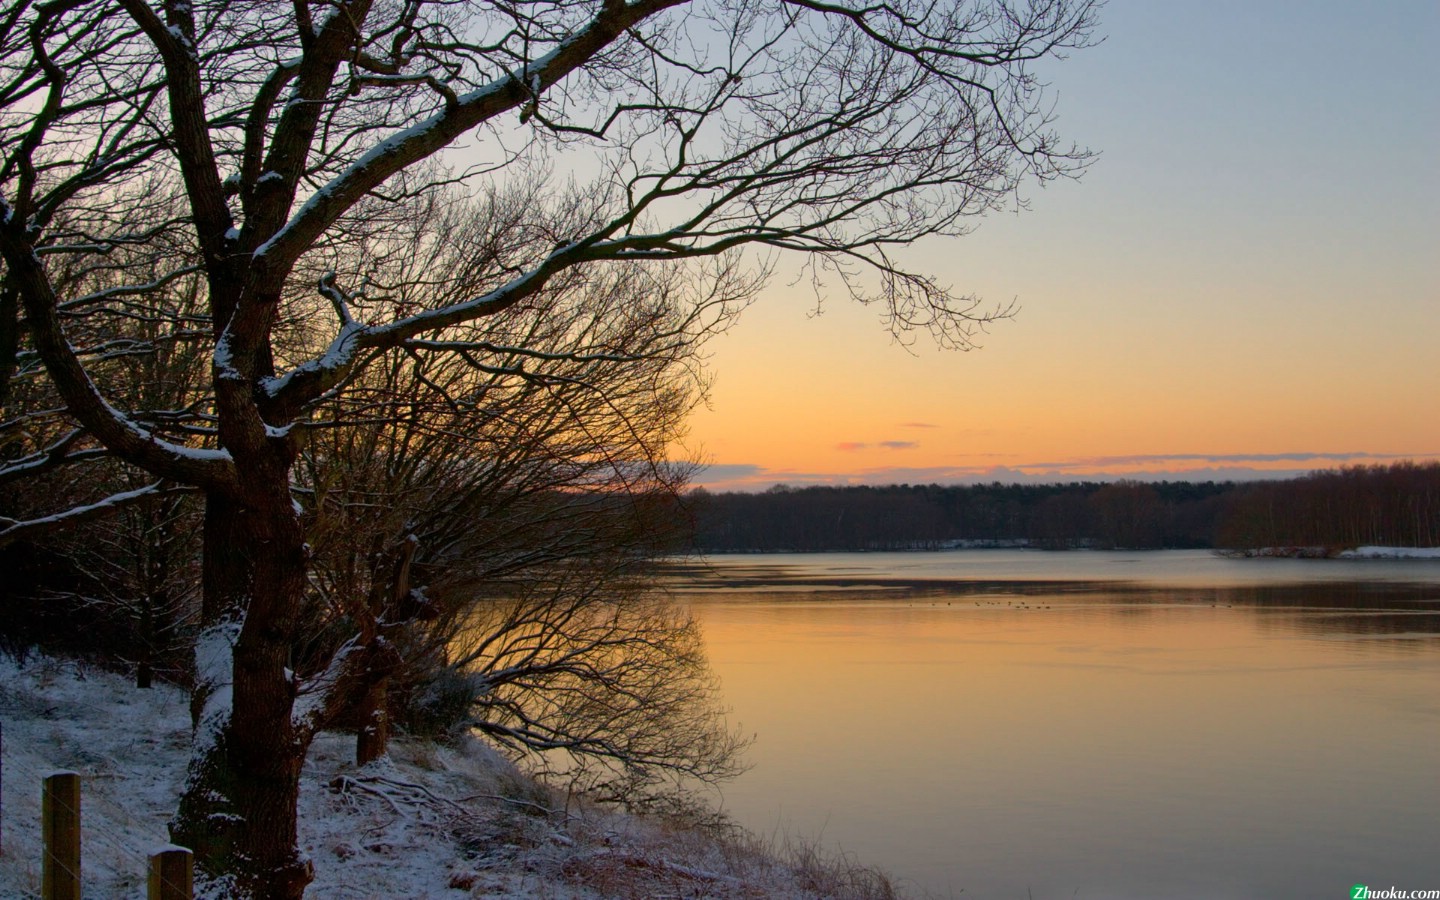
<box><xmin>43</xmin><ymin>771</ymin><xmax>81</xmax><ymax>900</ymax></box>
<box><xmin>148</xmin><ymin>845</ymin><xmax>193</xmax><ymax>900</ymax></box>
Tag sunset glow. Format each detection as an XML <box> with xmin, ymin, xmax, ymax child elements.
<box><xmin>682</xmin><ymin>1</ymin><xmax>1440</xmax><ymax>491</ymax></box>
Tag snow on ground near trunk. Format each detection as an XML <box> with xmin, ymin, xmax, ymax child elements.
<box><xmin>1337</xmin><ymin>546</ymin><xmax>1440</xmax><ymax>559</ymax></box>
<box><xmin>0</xmin><ymin>654</ymin><xmax>888</xmax><ymax>899</ymax></box>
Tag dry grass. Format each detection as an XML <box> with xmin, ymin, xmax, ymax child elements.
<box><xmin>784</xmin><ymin>843</ymin><xmax>901</xmax><ymax>900</ymax></box>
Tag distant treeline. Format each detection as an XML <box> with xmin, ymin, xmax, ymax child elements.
<box><xmin>1215</xmin><ymin>461</ymin><xmax>1440</xmax><ymax>551</ymax></box>
<box><xmin>684</xmin><ymin>462</ymin><xmax>1440</xmax><ymax>552</ymax></box>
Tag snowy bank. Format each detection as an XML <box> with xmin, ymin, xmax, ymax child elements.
<box><xmin>0</xmin><ymin>654</ymin><xmax>898</xmax><ymax>899</ymax></box>
<box><xmin>1335</xmin><ymin>546</ymin><xmax>1440</xmax><ymax>560</ymax></box>
<box><xmin>1224</xmin><ymin>546</ymin><xmax>1440</xmax><ymax>560</ymax></box>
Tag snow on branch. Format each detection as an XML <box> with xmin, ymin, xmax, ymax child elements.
<box><xmin>57</xmin><ymin>265</ymin><xmax>204</xmax><ymax>313</ymax></box>
<box><xmin>401</xmin><ymin>338</ymin><xmax>653</xmax><ymax>366</ymax></box>
<box><xmin>0</xmin><ymin>480</ymin><xmax>197</xmax><ymax>548</ymax></box>
<box><xmin>251</xmin><ymin>0</ymin><xmax>689</xmax><ymax>272</ymax></box>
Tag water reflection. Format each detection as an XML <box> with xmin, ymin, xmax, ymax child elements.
<box><xmin>665</xmin><ymin>548</ymin><xmax>1440</xmax><ymax>591</ymax></box>
<box><xmin>663</xmin><ymin>552</ymin><xmax>1440</xmax><ymax>652</ymax></box>
<box><xmin>673</xmin><ymin>552</ymin><xmax>1440</xmax><ymax>899</ymax></box>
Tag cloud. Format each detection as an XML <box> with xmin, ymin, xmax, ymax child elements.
<box><xmin>690</xmin><ymin>463</ymin><xmax>766</xmax><ymax>482</ymax></box>
<box><xmin>879</xmin><ymin>464</ymin><xmax>1352</xmax><ymax>485</ymax></box>
<box><xmin>691</xmin><ymin>462</ymin><xmax>1046</xmax><ymax>491</ymax></box>
<box><xmin>690</xmin><ymin>462</ymin><xmax>901</xmax><ymax>491</ymax></box>
<box><xmin>1016</xmin><ymin>451</ymin><xmax>1434</xmax><ymax>470</ymax></box>
<box><xmin>900</xmin><ymin>422</ymin><xmax>939</xmax><ymax>429</ymax></box>
<box><xmin>687</xmin><ymin>452</ymin><xmax>1440</xmax><ymax>492</ymax></box>
<box><xmin>836</xmin><ymin>440</ymin><xmax>920</xmax><ymax>452</ymax></box>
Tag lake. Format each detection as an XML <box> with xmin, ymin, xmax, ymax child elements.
<box><xmin>666</xmin><ymin>550</ymin><xmax>1440</xmax><ymax>899</ymax></box>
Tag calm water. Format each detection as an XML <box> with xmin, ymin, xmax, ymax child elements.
<box><xmin>668</xmin><ymin>550</ymin><xmax>1440</xmax><ymax>899</ymax></box>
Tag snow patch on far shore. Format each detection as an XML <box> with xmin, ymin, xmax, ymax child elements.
<box><xmin>1337</xmin><ymin>546</ymin><xmax>1440</xmax><ymax>560</ymax></box>
<box><xmin>1226</xmin><ymin>545</ymin><xmax>1440</xmax><ymax>560</ymax></box>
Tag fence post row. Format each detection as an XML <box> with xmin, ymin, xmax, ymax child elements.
<box><xmin>149</xmin><ymin>845</ymin><xmax>194</xmax><ymax>900</ymax></box>
<box><xmin>42</xmin><ymin>771</ymin><xmax>81</xmax><ymax>900</ymax></box>
<box><xmin>34</xmin><ymin>768</ymin><xmax>194</xmax><ymax>899</ymax></box>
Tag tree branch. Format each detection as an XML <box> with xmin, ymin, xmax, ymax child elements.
<box><xmin>0</xmin><ymin>479</ymin><xmax>197</xmax><ymax>548</ymax></box>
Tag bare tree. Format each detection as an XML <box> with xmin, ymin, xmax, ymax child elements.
<box><xmin>8</xmin><ymin>482</ymin><xmax>201</xmax><ymax>683</ymax></box>
<box><xmin>1</xmin><ymin>0</ymin><xmax>1098</xmax><ymax>894</ymax></box>
<box><xmin>1</xmin><ymin>208</ymin><xmax>206</xmax><ymax>677</ymax></box>
<box><xmin>295</xmin><ymin>199</ymin><xmax>747</xmax><ymax>781</ymax></box>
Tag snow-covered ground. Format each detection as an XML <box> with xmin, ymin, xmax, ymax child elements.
<box><xmin>1229</xmin><ymin>545</ymin><xmax>1440</xmax><ymax>559</ymax></box>
<box><xmin>0</xmin><ymin>655</ymin><xmax>896</xmax><ymax>899</ymax></box>
<box><xmin>1336</xmin><ymin>546</ymin><xmax>1440</xmax><ymax>559</ymax></box>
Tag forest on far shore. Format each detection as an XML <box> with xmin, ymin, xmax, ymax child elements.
<box><xmin>684</xmin><ymin>461</ymin><xmax>1440</xmax><ymax>553</ymax></box>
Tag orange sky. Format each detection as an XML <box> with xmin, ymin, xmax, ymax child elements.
<box><xmin>681</xmin><ymin>2</ymin><xmax>1440</xmax><ymax>491</ymax></box>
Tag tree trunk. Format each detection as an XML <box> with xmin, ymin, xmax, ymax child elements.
<box><xmin>171</xmin><ymin>487</ymin><xmax>315</xmax><ymax>899</ymax></box>
<box><xmin>352</xmin><ymin>534</ymin><xmax>416</xmax><ymax>764</ymax></box>
<box><xmin>355</xmin><ymin>677</ymin><xmax>389</xmax><ymax>765</ymax></box>
<box><xmin>0</xmin><ymin>282</ymin><xmax>19</xmax><ymax>409</ymax></box>
<box><xmin>137</xmin><ymin>591</ymin><xmax>154</xmax><ymax>688</ymax></box>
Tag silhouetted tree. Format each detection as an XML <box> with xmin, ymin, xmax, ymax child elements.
<box><xmin>2</xmin><ymin>0</ymin><xmax>1098</xmax><ymax>893</ymax></box>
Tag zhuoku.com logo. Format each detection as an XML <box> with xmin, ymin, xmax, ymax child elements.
<box><xmin>1351</xmin><ymin>887</ymin><xmax>1440</xmax><ymax>899</ymax></box>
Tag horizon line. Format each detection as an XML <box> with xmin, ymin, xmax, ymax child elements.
<box><xmin>687</xmin><ymin>455</ymin><xmax>1440</xmax><ymax>493</ymax></box>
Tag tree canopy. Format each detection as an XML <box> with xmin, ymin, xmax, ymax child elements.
<box><xmin>1</xmin><ymin>0</ymin><xmax>1100</xmax><ymax>894</ymax></box>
